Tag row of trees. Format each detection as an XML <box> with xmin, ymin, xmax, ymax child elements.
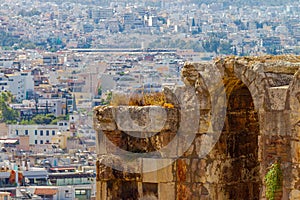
<box><xmin>20</xmin><ymin>114</ymin><xmax>69</xmax><ymax>125</ymax></box>
<box><xmin>0</xmin><ymin>30</ymin><xmax>66</xmax><ymax>51</ymax></box>
<box><xmin>148</xmin><ymin>37</ymin><xmax>235</xmax><ymax>55</ymax></box>
<box><xmin>148</xmin><ymin>38</ymin><xmax>204</xmax><ymax>52</ymax></box>
<box><xmin>18</xmin><ymin>9</ymin><xmax>41</xmax><ymax>17</ymax></box>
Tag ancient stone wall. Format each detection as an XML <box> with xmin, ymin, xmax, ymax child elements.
<box><xmin>94</xmin><ymin>55</ymin><xmax>300</xmax><ymax>200</ymax></box>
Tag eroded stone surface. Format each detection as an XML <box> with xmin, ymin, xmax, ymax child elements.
<box><xmin>94</xmin><ymin>55</ymin><xmax>300</xmax><ymax>200</ymax></box>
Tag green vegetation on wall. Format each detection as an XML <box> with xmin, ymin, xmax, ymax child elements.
<box><xmin>265</xmin><ymin>161</ymin><xmax>283</xmax><ymax>200</ymax></box>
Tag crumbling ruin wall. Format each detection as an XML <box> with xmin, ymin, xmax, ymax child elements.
<box><xmin>94</xmin><ymin>55</ymin><xmax>300</xmax><ymax>200</ymax></box>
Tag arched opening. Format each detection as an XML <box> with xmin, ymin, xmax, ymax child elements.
<box><xmin>289</xmin><ymin>71</ymin><xmax>300</xmax><ymax>198</ymax></box>
<box><xmin>216</xmin><ymin>80</ymin><xmax>261</xmax><ymax>199</ymax></box>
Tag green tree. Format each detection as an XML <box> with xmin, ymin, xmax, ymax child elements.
<box><xmin>20</xmin><ymin>119</ymin><xmax>35</xmax><ymax>125</ymax></box>
<box><xmin>0</xmin><ymin>92</ymin><xmax>19</xmax><ymax>123</ymax></box>
<box><xmin>31</xmin><ymin>114</ymin><xmax>56</xmax><ymax>124</ymax></box>
<box><xmin>219</xmin><ymin>42</ymin><xmax>233</xmax><ymax>55</ymax></box>
<box><xmin>105</xmin><ymin>92</ymin><xmax>112</xmax><ymax>105</ymax></box>
<box><xmin>202</xmin><ymin>37</ymin><xmax>220</xmax><ymax>53</ymax></box>
<box><xmin>97</xmin><ymin>87</ymin><xmax>102</xmax><ymax>96</ymax></box>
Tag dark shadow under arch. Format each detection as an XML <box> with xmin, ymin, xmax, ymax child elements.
<box><xmin>214</xmin><ymin>79</ymin><xmax>261</xmax><ymax>199</ymax></box>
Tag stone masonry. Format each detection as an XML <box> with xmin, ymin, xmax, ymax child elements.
<box><xmin>94</xmin><ymin>55</ymin><xmax>300</xmax><ymax>200</ymax></box>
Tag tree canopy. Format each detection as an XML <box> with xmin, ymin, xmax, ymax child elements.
<box><xmin>0</xmin><ymin>92</ymin><xmax>19</xmax><ymax>124</ymax></box>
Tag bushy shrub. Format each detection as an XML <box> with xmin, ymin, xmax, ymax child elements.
<box><xmin>109</xmin><ymin>92</ymin><xmax>174</xmax><ymax>108</ymax></box>
<box><xmin>265</xmin><ymin>161</ymin><xmax>283</xmax><ymax>200</ymax></box>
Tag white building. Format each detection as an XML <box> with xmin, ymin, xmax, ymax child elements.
<box><xmin>0</xmin><ymin>73</ymin><xmax>9</xmax><ymax>92</ymax></box>
<box><xmin>5</xmin><ymin>72</ymin><xmax>34</xmax><ymax>102</ymax></box>
<box><xmin>8</xmin><ymin>122</ymin><xmax>69</xmax><ymax>146</ymax></box>
<box><xmin>38</xmin><ymin>98</ymin><xmax>65</xmax><ymax>117</ymax></box>
<box><xmin>0</xmin><ymin>58</ymin><xmax>14</xmax><ymax>68</ymax></box>
<box><xmin>148</xmin><ymin>16</ymin><xmax>158</xmax><ymax>27</ymax></box>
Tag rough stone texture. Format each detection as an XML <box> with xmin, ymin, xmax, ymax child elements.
<box><xmin>94</xmin><ymin>55</ymin><xmax>300</xmax><ymax>199</ymax></box>
<box><xmin>158</xmin><ymin>183</ymin><xmax>175</xmax><ymax>200</ymax></box>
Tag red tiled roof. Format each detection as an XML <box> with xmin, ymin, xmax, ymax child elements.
<box><xmin>34</xmin><ymin>188</ymin><xmax>57</xmax><ymax>196</ymax></box>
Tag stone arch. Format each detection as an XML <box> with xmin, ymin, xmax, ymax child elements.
<box><xmin>215</xmin><ymin>57</ymin><xmax>268</xmax><ymax>110</ymax></box>
<box><xmin>289</xmin><ymin>69</ymin><xmax>300</xmax><ymax>199</ymax></box>
<box><xmin>212</xmin><ymin>77</ymin><xmax>261</xmax><ymax>199</ymax></box>
<box><xmin>289</xmin><ymin>69</ymin><xmax>300</xmax><ymax>136</ymax></box>
<box><xmin>180</xmin><ymin>60</ymin><xmax>264</xmax><ymax>199</ymax></box>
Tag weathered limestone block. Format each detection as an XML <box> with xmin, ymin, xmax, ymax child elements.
<box><xmin>115</xmin><ymin>106</ymin><xmax>176</xmax><ymax>133</ymax></box>
<box><xmin>290</xmin><ymin>190</ymin><xmax>300</xmax><ymax>200</ymax></box>
<box><xmin>291</xmin><ymin>140</ymin><xmax>300</xmax><ymax>164</ymax></box>
<box><xmin>181</xmin><ymin>62</ymin><xmax>201</xmax><ymax>86</ymax></box>
<box><xmin>176</xmin><ymin>159</ymin><xmax>190</xmax><ymax>183</ymax></box>
<box><xmin>233</xmin><ymin>60</ymin><xmax>247</xmax><ymax>79</ymax></box>
<box><xmin>95</xmin><ymin>106</ymin><xmax>180</xmax><ymax>154</ymax></box>
<box><xmin>143</xmin><ymin>159</ymin><xmax>175</xmax><ymax>183</ymax></box>
<box><xmin>263</xmin><ymin>62</ymin><xmax>300</xmax><ymax>74</ymax></box>
<box><xmin>95</xmin><ymin>106</ymin><xmax>179</xmax><ymax>133</ymax></box>
<box><xmin>94</xmin><ymin>106</ymin><xmax>116</xmax><ymax>131</ymax></box>
<box><xmin>199</xmin><ymin>109</ymin><xmax>210</xmax><ymax>134</ymax></box>
<box><xmin>158</xmin><ymin>183</ymin><xmax>175</xmax><ymax>200</ymax></box>
<box><xmin>290</xmin><ymin>165</ymin><xmax>300</xmax><ymax>189</ymax></box>
<box><xmin>203</xmin><ymin>158</ymin><xmax>223</xmax><ymax>184</ymax></box>
<box><xmin>96</xmin><ymin>155</ymin><xmax>142</xmax><ymax>181</ymax></box>
<box><xmin>267</xmin><ymin>86</ymin><xmax>289</xmax><ymax>111</ymax></box>
<box><xmin>190</xmin><ymin>158</ymin><xmax>207</xmax><ymax>183</ymax></box>
<box><xmin>263</xmin><ymin>111</ymin><xmax>291</xmax><ymax>136</ymax></box>
<box><xmin>96</xmin><ymin>182</ymin><xmax>107</xmax><ymax>200</ymax></box>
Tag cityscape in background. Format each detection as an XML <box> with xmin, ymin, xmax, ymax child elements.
<box><xmin>0</xmin><ymin>0</ymin><xmax>299</xmax><ymax>199</ymax></box>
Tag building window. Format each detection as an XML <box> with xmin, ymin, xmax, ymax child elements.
<box><xmin>65</xmin><ymin>190</ymin><xmax>72</xmax><ymax>198</ymax></box>
<box><xmin>15</xmin><ymin>130</ymin><xmax>18</xmax><ymax>135</ymax></box>
<box><xmin>25</xmin><ymin>130</ymin><xmax>28</xmax><ymax>135</ymax></box>
<box><xmin>40</xmin><ymin>140</ymin><xmax>43</xmax><ymax>144</ymax></box>
<box><xmin>35</xmin><ymin>130</ymin><xmax>37</xmax><ymax>135</ymax></box>
<box><xmin>46</xmin><ymin>140</ymin><xmax>49</xmax><ymax>143</ymax></box>
<box><xmin>46</xmin><ymin>130</ymin><xmax>49</xmax><ymax>136</ymax></box>
<box><xmin>40</xmin><ymin>130</ymin><xmax>43</xmax><ymax>136</ymax></box>
<box><xmin>75</xmin><ymin>190</ymin><xmax>86</xmax><ymax>195</ymax></box>
<box><xmin>35</xmin><ymin>140</ymin><xmax>38</xmax><ymax>144</ymax></box>
<box><xmin>52</xmin><ymin>130</ymin><xmax>55</xmax><ymax>136</ymax></box>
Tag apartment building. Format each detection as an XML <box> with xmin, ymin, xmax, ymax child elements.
<box><xmin>2</xmin><ymin>72</ymin><xmax>34</xmax><ymax>102</ymax></box>
<box><xmin>8</xmin><ymin>122</ymin><xmax>69</xmax><ymax>146</ymax></box>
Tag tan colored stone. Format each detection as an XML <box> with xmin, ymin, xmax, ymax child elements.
<box><xmin>289</xmin><ymin>190</ymin><xmax>300</xmax><ymax>200</ymax></box>
<box><xmin>267</xmin><ymin>86</ymin><xmax>289</xmax><ymax>111</ymax></box>
<box><xmin>143</xmin><ymin>159</ymin><xmax>174</xmax><ymax>183</ymax></box>
<box><xmin>158</xmin><ymin>183</ymin><xmax>175</xmax><ymax>200</ymax></box>
<box><xmin>96</xmin><ymin>182</ymin><xmax>107</xmax><ymax>200</ymax></box>
<box><xmin>94</xmin><ymin>106</ymin><xmax>117</xmax><ymax>131</ymax></box>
